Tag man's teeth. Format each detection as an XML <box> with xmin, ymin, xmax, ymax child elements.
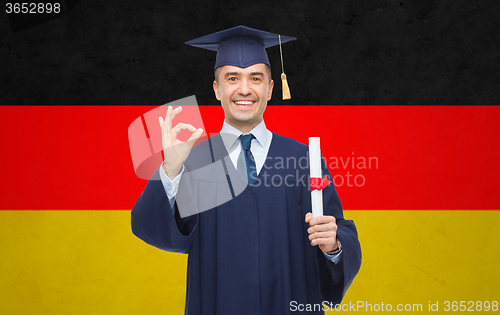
<box><xmin>234</xmin><ymin>101</ymin><xmax>254</xmax><ymax>105</ymax></box>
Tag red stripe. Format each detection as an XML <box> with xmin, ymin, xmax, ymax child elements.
<box><xmin>1</xmin><ymin>106</ymin><xmax>499</xmax><ymax>210</ymax></box>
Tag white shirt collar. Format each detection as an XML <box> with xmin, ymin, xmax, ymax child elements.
<box><xmin>220</xmin><ymin>120</ymin><xmax>270</xmax><ymax>153</ymax></box>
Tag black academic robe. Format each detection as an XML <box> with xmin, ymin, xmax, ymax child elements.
<box><xmin>131</xmin><ymin>133</ymin><xmax>361</xmax><ymax>315</ymax></box>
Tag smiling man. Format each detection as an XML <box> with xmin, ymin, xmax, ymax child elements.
<box><xmin>213</xmin><ymin>64</ymin><xmax>273</xmax><ymax>134</ymax></box>
<box><xmin>131</xmin><ymin>26</ymin><xmax>361</xmax><ymax>315</ymax></box>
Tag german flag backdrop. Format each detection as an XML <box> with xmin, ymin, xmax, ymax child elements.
<box><xmin>1</xmin><ymin>105</ymin><xmax>499</xmax><ymax>314</ymax></box>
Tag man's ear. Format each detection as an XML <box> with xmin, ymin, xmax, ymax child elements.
<box><xmin>213</xmin><ymin>80</ymin><xmax>221</xmax><ymax>101</ymax></box>
<box><xmin>267</xmin><ymin>79</ymin><xmax>274</xmax><ymax>101</ymax></box>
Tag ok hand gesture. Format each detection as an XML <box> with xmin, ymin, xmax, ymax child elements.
<box><xmin>159</xmin><ymin>106</ymin><xmax>203</xmax><ymax>179</ymax></box>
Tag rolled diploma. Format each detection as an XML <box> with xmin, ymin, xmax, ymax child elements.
<box><xmin>309</xmin><ymin>137</ymin><xmax>323</xmax><ymax>218</ymax></box>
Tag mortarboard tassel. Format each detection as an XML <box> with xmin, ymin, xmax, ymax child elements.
<box><xmin>281</xmin><ymin>73</ymin><xmax>291</xmax><ymax>100</ymax></box>
<box><xmin>279</xmin><ymin>35</ymin><xmax>291</xmax><ymax>100</ymax></box>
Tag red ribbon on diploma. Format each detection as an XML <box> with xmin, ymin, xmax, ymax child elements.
<box><xmin>310</xmin><ymin>175</ymin><xmax>332</xmax><ymax>192</ymax></box>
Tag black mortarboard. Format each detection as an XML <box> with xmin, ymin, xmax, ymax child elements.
<box><xmin>185</xmin><ymin>25</ymin><xmax>296</xmax><ymax>100</ymax></box>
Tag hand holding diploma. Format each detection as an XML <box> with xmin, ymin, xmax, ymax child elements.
<box><xmin>305</xmin><ymin>213</ymin><xmax>338</xmax><ymax>253</ymax></box>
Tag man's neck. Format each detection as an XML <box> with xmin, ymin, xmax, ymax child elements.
<box><xmin>224</xmin><ymin>119</ymin><xmax>262</xmax><ymax>134</ymax></box>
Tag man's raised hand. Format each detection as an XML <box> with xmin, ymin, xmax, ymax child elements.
<box><xmin>159</xmin><ymin>106</ymin><xmax>203</xmax><ymax>179</ymax></box>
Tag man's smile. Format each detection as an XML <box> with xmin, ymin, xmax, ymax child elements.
<box><xmin>233</xmin><ymin>100</ymin><xmax>256</xmax><ymax>106</ymax></box>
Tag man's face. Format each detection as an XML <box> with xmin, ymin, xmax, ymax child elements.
<box><xmin>213</xmin><ymin>63</ymin><xmax>274</xmax><ymax>133</ymax></box>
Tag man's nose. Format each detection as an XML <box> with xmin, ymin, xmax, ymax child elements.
<box><xmin>237</xmin><ymin>79</ymin><xmax>251</xmax><ymax>95</ymax></box>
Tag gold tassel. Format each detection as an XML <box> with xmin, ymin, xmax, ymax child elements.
<box><xmin>279</xmin><ymin>35</ymin><xmax>291</xmax><ymax>100</ymax></box>
<box><xmin>281</xmin><ymin>73</ymin><xmax>291</xmax><ymax>100</ymax></box>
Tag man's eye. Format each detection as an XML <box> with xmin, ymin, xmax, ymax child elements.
<box><xmin>252</xmin><ymin>77</ymin><xmax>261</xmax><ymax>81</ymax></box>
<box><xmin>228</xmin><ymin>77</ymin><xmax>237</xmax><ymax>81</ymax></box>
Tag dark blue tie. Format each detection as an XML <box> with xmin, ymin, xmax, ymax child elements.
<box><xmin>239</xmin><ymin>134</ymin><xmax>257</xmax><ymax>185</ymax></box>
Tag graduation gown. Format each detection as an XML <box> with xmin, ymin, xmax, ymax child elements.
<box><xmin>131</xmin><ymin>133</ymin><xmax>361</xmax><ymax>315</ymax></box>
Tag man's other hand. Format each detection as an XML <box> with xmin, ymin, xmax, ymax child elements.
<box><xmin>305</xmin><ymin>212</ymin><xmax>338</xmax><ymax>253</ymax></box>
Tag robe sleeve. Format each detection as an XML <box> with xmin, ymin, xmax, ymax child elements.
<box><xmin>315</xmin><ymin>160</ymin><xmax>362</xmax><ymax>306</ymax></box>
<box><xmin>131</xmin><ymin>167</ymin><xmax>198</xmax><ymax>254</ymax></box>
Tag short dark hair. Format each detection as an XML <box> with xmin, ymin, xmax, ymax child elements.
<box><xmin>214</xmin><ymin>64</ymin><xmax>272</xmax><ymax>84</ymax></box>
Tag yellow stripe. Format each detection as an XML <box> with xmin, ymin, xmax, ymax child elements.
<box><xmin>0</xmin><ymin>211</ymin><xmax>499</xmax><ymax>314</ymax></box>
<box><xmin>339</xmin><ymin>210</ymin><xmax>500</xmax><ymax>313</ymax></box>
